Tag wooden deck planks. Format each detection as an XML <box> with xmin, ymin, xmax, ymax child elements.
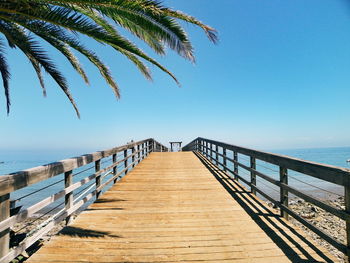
<box><xmin>27</xmin><ymin>152</ymin><xmax>336</xmax><ymax>263</ymax></box>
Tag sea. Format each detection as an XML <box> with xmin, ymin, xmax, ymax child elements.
<box><xmin>0</xmin><ymin>147</ymin><xmax>350</xmax><ymax>213</ymax></box>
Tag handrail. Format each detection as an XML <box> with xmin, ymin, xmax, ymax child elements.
<box><xmin>183</xmin><ymin>137</ymin><xmax>350</xmax><ymax>258</ymax></box>
<box><xmin>0</xmin><ymin>138</ymin><xmax>168</xmax><ymax>263</ymax></box>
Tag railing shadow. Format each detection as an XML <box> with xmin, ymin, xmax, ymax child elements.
<box><xmin>95</xmin><ymin>198</ymin><xmax>127</xmax><ymax>203</ymax></box>
<box><xmin>58</xmin><ymin>226</ymin><xmax>121</xmax><ymax>238</ymax></box>
<box><xmin>193</xmin><ymin>151</ymin><xmax>335</xmax><ymax>263</ymax></box>
<box><xmin>85</xmin><ymin>207</ymin><xmax>124</xmax><ymax>211</ymax></box>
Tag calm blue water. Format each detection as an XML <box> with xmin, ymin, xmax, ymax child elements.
<box><xmin>273</xmin><ymin>147</ymin><xmax>350</xmax><ymax>169</ymax></box>
<box><xmin>0</xmin><ymin>146</ymin><xmax>349</xmax><ymax>212</ymax></box>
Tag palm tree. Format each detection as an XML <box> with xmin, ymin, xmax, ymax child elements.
<box><xmin>0</xmin><ymin>0</ymin><xmax>217</xmax><ymax>117</ymax></box>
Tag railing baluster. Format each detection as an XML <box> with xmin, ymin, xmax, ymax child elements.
<box><xmin>234</xmin><ymin>151</ymin><xmax>238</xmax><ymax>180</ymax></box>
<box><xmin>0</xmin><ymin>193</ymin><xmax>10</xmax><ymax>259</ymax></box>
<box><xmin>279</xmin><ymin>166</ymin><xmax>288</xmax><ymax>220</ymax></box>
<box><xmin>124</xmin><ymin>149</ymin><xmax>128</xmax><ymax>175</ymax></box>
<box><xmin>137</xmin><ymin>145</ymin><xmax>140</xmax><ymax>163</ymax></box>
<box><xmin>95</xmin><ymin>160</ymin><xmax>101</xmax><ymax>199</ymax></box>
<box><xmin>65</xmin><ymin>170</ymin><xmax>73</xmax><ymax>225</ymax></box>
<box><xmin>132</xmin><ymin>146</ymin><xmax>135</xmax><ymax>168</ymax></box>
<box><xmin>223</xmin><ymin>148</ymin><xmax>227</xmax><ymax>172</ymax></box>
<box><xmin>205</xmin><ymin>141</ymin><xmax>208</xmax><ymax>156</ymax></box>
<box><xmin>250</xmin><ymin>157</ymin><xmax>256</xmax><ymax>195</ymax></box>
<box><xmin>210</xmin><ymin>143</ymin><xmax>213</xmax><ymax>162</ymax></box>
<box><xmin>113</xmin><ymin>153</ymin><xmax>118</xmax><ymax>183</ymax></box>
<box><xmin>215</xmin><ymin>145</ymin><xmax>219</xmax><ymax>165</ymax></box>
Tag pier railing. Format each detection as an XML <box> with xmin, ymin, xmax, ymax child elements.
<box><xmin>0</xmin><ymin>138</ymin><xmax>167</xmax><ymax>263</ymax></box>
<box><xmin>183</xmin><ymin>137</ymin><xmax>350</xmax><ymax>258</ymax></box>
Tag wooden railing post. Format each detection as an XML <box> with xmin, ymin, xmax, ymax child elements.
<box><xmin>142</xmin><ymin>143</ymin><xmax>145</xmax><ymax>159</ymax></box>
<box><xmin>279</xmin><ymin>166</ymin><xmax>288</xmax><ymax>220</ymax></box>
<box><xmin>137</xmin><ymin>145</ymin><xmax>140</xmax><ymax>163</ymax></box>
<box><xmin>124</xmin><ymin>149</ymin><xmax>128</xmax><ymax>175</ymax></box>
<box><xmin>234</xmin><ymin>151</ymin><xmax>238</xmax><ymax>180</ymax></box>
<box><xmin>113</xmin><ymin>153</ymin><xmax>118</xmax><ymax>183</ymax></box>
<box><xmin>210</xmin><ymin>143</ymin><xmax>213</xmax><ymax>161</ymax></box>
<box><xmin>0</xmin><ymin>193</ymin><xmax>10</xmax><ymax>259</ymax></box>
<box><xmin>132</xmin><ymin>146</ymin><xmax>135</xmax><ymax>168</ymax></box>
<box><xmin>223</xmin><ymin>148</ymin><xmax>227</xmax><ymax>172</ymax></box>
<box><xmin>95</xmin><ymin>160</ymin><xmax>101</xmax><ymax>199</ymax></box>
<box><xmin>215</xmin><ymin>145</ymin><xmax>219</xmax><ymax>165</ymax></box>
<box><xmin>250</xmin><ymin>157</ymin><xmax>256</xmax><ymax>195</ymax></box>
<box><xmin>345</xmin><ymin>185</ymin><xmax>350</xmax><ymax>262</ymax></box>
<box><xmin>205</xmin><ymin>141</ymin><xmax>208</xmax><ymax>156</ymax></box>
<box><xmin>64</xmin><ymin>170</ymin><xmax>73</xmax><ymax>225</ymax></box>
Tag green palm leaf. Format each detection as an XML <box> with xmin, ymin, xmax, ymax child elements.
<box><xmin>0</xmin><ymin>0</ymin><xmax>218</xmax><ymax>116</ymax></box>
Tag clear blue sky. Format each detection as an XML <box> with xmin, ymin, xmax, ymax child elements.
<box><xmin>1</xmin><ymin>0</ymin><xmax>350</xmax><ymax>156</ymax></box>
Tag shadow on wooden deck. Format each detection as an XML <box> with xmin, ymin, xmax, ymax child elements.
<box><xmin>193</xmin><ymin>151</ymin><xmax>334</xmax><ymax>263</ymax></box>
<box><xmin>58</xmin><ymin>226</ymin><xmax>122</xmax><ymax>238</ymax></box>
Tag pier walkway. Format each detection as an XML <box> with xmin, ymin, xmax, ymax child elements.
<box><xmin>27</xmin><ymin>152</ymin><xmax>335</xmax><ymax>263</ymax></box>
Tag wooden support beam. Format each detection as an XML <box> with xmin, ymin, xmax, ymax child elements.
<box><xmin>124</xmin><ymin>150</ymin><xmax>128</xmax><ymax>175</ymax></box>
<box><xmin>280</xmin><ymin>166</ymin><xmax>288</xmax><ymax>220</ymax></box>
<box><xmin>64</xmin><ymin>170</ymin><xmax>73</xmax><ymax>225</ymax></box>
<box><xmin>223</xmin><ymin>148</ymin><xmax>227</xmax><ymax>172</ymax></box>
<box><xmin>345</xmin><ymin>184</ymin><xmax>350</xmax><ymax>262</ymax></box>
<box><xmin>112</xmin><ymin>154</ymin><xmax>118</xmax><ymax>183</ymax></box>
<box><xmin>0</xmin><ymin>194</ymin><xmax>9</xmax><ymax>259</ymax></box>
<box><xmin>132</xmin><ymin>147</ymin><xmax>135</xmax><ymax>168</ymax></box>
<box><xmin>234</xmin><ymin>151</ymin><xmax>238</xmax><ymax>180</ymax></box>
<box><xmin>137</xmin><ymin>145</ymin><xmax>140</xmax><ymax>163</ymax></box>
<box><xmin>250</xmin><ymin>157</ymin><xmax>256</xmax><ymax>195</ymax></box>
<box><xmin>95</xmin><ymin>160</ymin><xmax>101</xmax><ymax>199</ymax></box>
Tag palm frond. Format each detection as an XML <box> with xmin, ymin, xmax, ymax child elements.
<box><xmin>0</xmin><ymin>21</ymin><xmax>80</xmax><ymax>117</ymax></box>
<box><xmin>0</xmin><ymin>39</ymin><xmax>10</xmax><ymax>114</ymax></box>
<box><xmin>0</xmin><ymin>0</ymin><xmax>217</xmax><ymax>116</ymax></box>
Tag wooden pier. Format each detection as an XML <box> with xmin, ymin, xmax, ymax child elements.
<box><xmin>1</xmin><ymin>138</ymin><xmax>349</xmax><ymax>262</ymax></box>
<box><xmin>27</xmin><ymin>152</ymin><xmax>333</xmax><ymax>262</ymax></box>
